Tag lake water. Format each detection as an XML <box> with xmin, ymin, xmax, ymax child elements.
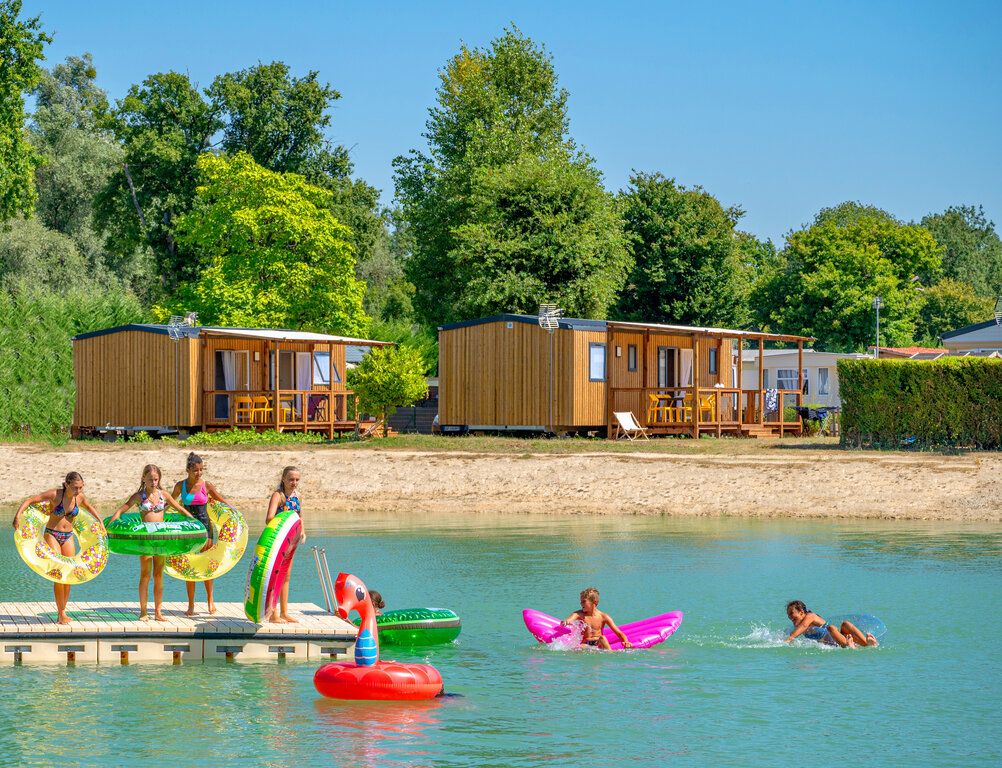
<box><xmin>0</xmin><ymin>512</ymin><xmax>999</xmax><ymax>768</ymax></box>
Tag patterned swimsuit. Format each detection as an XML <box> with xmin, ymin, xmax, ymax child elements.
<box><xmin>45</xmin><ymin>491</ymin><xmax>79</xmax><ymax>546</ymax></box>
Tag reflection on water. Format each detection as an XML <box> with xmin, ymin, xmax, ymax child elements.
<box><xmin>0</xmin><ymin>511</ymin><xmax>999</xmax><ymax>767</ymax></box>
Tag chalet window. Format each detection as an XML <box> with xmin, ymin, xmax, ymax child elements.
<box><xmin>708</xmin><ymin>348</ymin><xmax>718</xmax><ymax>375</ymax></box>
<box><xmin>818</xmin><ymin>367</ymin><xmax>830</xmax><ymax>396</ymax></box>
<box><xmin>778</xmin><ymin>368</ymin><xmax>809</xmax><ymax>394</ymax></box>
<box><xmin>312</xmin><ymin>351</ymin><xmax>341</xmax><ymax>386</ymax></box>
<box><xmin>589</xmin><ymin>343</ymin><xmax>606</xmax><ymax>381</ymax></box>
<box><xmin>627</xmin><ymin>344</ymin><xmax>637</xmax><ymax>372</ymax></box>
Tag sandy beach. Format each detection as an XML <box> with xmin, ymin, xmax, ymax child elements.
<box><xmin>1</xmin><ymin>443</ymin><xmax>999</xmax><ymax>522</ymax></box>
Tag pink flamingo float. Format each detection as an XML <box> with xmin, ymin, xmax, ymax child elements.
<box><xmin>314</xmin><ymin>572</ymin><xmax>444</xmax><ymax>700</ymax></box>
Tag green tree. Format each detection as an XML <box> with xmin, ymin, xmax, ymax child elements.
<box><xmin>920</xmin><ymin>205</ymin><xmax>1002</xmax><ymax>299</ymax></box>
<box><xmin>616</xmin><ymin>172</ymin><xmax>747</xmax><ymax>326</ymax></box>
<box><xmin>394</xmin><ymin>26</ymin><xmax>627</xmax><ymax>324</ymax></box>
<box><xmin>29</xmin><ymin>54</ymin><xmax>151</xmax><ymax>290</ymax></box>
<box><xmin>0</xmin><ymin>0</ymin><xmax>50</xmax><ymax>220</ymax></box>
<box><xmin>753</xmin><ymin>202</ymin><xmax>943</xmax><ymax>351</ymax></box>
<box><xmin>96</xmin><ymin>71</ymin><xmax>223</xmax><ymax>288</ymax></box>
<box><xmin>914</xmin><ymin>278</ymin><xmax>993</xmax><ymax>346</ymax></box>
<box><xmin>208</xmin><ymin>61</ymin><xmax>340</xmax><ymax>175</ymax></box>
<box><xmin>348</xmin><ymin>345</ymin><xmax>429</xmax><ymax>437</ymax></box>
<box><xmin>0</xmin><ymin>216</ymin><xmax>86</xmax><ymax>290</ymax></box>
<box><xmin>210</xmin><ymin>61</ymin><xmax>386</xmax><ymax>287</ymax></box>
<box><xmin>169</xmin><ymin>152</ymin><xmax>368</xmax><ymax>335</ymax></box>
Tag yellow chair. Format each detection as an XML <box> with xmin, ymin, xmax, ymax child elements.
<box><xmin>251</xmin><ymin>396</ymin><xmax>272</xmax><ymax>424</ymax></box>
<box><xmin>233</xmin><ymin>396</ymin><xmax>255</xmax><ymax>425</ymax></box>
<box><xmin>699</xmin><ymin>394</ymin><xmax>716</xmax><ymax>421</ymax></box>
<box><xmin>647</xmin><ymin>394</ymin><xmax>670</xmax><ymax>424</ymax></box>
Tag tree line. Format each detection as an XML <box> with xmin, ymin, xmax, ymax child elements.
<box><xmin>3</xmin><ymin>4</ymin><xmax>1001</xmax><ymax>363</ymax></box>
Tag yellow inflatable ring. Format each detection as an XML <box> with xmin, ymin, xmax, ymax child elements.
<box><xmin>14</xmin><ymin>502</ymin><xmax>109</xmax><ymax>584</ymax></box>
<box><xmin>164</xmin><ymin>500</ymin><xmax>248</xmax><ymax>581</ymax></box>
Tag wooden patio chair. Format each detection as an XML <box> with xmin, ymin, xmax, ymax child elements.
<box><xmin>647</xmin><ymin>394</ymin><xmax>670</xmax><ymax>424</ymax></box>
<box><xmin>250</xmin><ymin>396</ymin><xmax>271</xmax><ymax>424</ymax></box>
<box><xmin>613</xmin><ymin>411</ymin><xmax>650</xmax><ymax>441</ymax></box>
<box><xmin>698</xmin><ymin>394</ymin><xmax>716</xmax><ymax>421</ymax></box>
<box><xmin>234</xmin><ymin>396</ymin><xmax>255</xmax><ymax>425</ymax></box>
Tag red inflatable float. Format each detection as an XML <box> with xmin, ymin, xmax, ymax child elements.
<box><xmin>314</xmin><ymin>572</ymin><xmax>443</xmax><ymax>701</ymax></box>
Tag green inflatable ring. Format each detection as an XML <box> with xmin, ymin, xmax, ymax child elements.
<box><xmin>356</xmin><ymin>608</ymin><xmax>462</xmax><ymax>646</ymax></box>
<box><xmin>103</xmin><ymin>513</ymin><xmax>207</xmax><ymax>556</ymax></box>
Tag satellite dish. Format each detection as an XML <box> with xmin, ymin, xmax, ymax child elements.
<box><xmin>537</xmin><ymin>304</ymin><xmax>563</xmax><ymax>334</ymax></box>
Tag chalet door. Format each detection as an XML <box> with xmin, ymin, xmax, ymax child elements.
<box><xmin>657</xmin><ymin>347</ymin><xmax>677</xmax><ymax>389</ymax></box>
<box><xmin>214</xmin><ymin>350</ymin><xmax>250</xmax><ymax>420</ymax></box>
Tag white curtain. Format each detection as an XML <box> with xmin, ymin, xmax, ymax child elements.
<box><xmin>681</xmin><ymin>349</ymin><xmax>693</xmax><ymax>386</ymax></box>
<box><xmin>221</xmin><ymin>350</ymin><xmax>236</xmax><ymax>391</ymax></box>
<box><xmin>296</xmin><ymin>352</ymin><xmax>312</xmax><ymax>389</ymax></box>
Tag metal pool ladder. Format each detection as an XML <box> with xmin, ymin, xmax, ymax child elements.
<box><xmin>311</xmin><ymin>546</ymin><xmax>338</xmax><ymax>614</ymax></box>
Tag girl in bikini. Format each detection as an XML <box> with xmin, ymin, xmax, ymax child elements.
<box><xmin>785</xmin><ymin>600</ymin><xmax>878</xmax><ymax>648</ymax></box>
<box><xmin>172</xmin><ymin>452</ymin><xmax>231</xmax><ymax>617</ymax></box>
<box><xmin>11</xmin><ymin>472</ymin><xmax>105</xmax><ymax>625</ymax></box>
<box><xmin>264</xmin><ymin>466</ymin><xmax>307</xmax><ymax>623</ymax></box>
<box><xmin>107</xmin><ymin>464</ymin><xmax>193</xmax><ymax>622</ymax></box>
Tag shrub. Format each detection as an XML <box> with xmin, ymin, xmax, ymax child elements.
<box><xmin>179</xmin><ymin>428</ymin><xmax>325</xmax><ymax>447</ymax></box>
<box><xmin>838</xmin><ymin>357</ymin><xmax>1002</xmax><ymax>449</ymax></box>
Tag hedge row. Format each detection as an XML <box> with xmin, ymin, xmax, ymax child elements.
<box><xmin>838</xmin><ymin>357</ymin><xmax>1002</xmax><ymax>449</ymax></box>
<box><xmin>0</xmin><ymin>287</ymin><xmax>147</xmax><ymax>440</ymax></box>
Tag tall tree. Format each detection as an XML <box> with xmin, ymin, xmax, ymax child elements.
<box><xmin>394</xmin><ymin>26</ymin><xmax>627</xmax><ymax>325</ymax></box>
<box><xmin>914</xmin><ymin>278</ymin><xmax>993</xmax><ymax>346</ymax></box>
<box><xmin>920</xmin><ymin>205</ymin><xmax>1002</xmax><ymax>299</ymax></box>
<box><xmin>752</xmin><ymin>202</ymin><xmax>942</xmax><ymax>351</ymax></box>
<box><xmin>616</xmin><ymin>172</ymin><xmax>747</xmax><ymax>327</ymax></box>
<box><xmin>0</xmin><ymin>0</ymin><xmax>50</xmax><ymax>220</ymax></box>
<box><xmin>169</xmin><ymin>152</ymin><xmax>368</xmax><ymax>336</ymax></box>
<box><xmin>210</xmin><ymin>61</ymin><xmax>385</xmax><ymax>284</ymax></box>
<box><xmin>96</xmin><ymin>71</ymin><xmax>222</xmax><ymax>288</ymax></box>
<box><xmin>29</xmin><ymin>54</ymin><xmax>150</xmax><ymax>289</ymax></box>
<box><xmin>208</xmin><ymin>61</ymin><xmax>339</xmax><ymax>175</ymax></box>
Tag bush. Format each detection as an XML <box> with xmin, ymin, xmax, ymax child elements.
<box><xmin>179</xmin><ymin>428</ymin><xmax>325</xmax><ymax>447</ymax></box>
<box><xmin>838</xmin><ymin>357</ymin><xmax>1002</xmax><ymax>449</ymax></box>
<box><xmin>0</xmin><ymin>286</ymin><xmax>148</xmax><ymax>441</ymax></box>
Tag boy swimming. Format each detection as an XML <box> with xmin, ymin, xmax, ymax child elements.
<box><xmin>785</xmin><ymin>600</ymin><xmax>879</xmax><ymax>648</ymax></box>
<box><xmin>562</xmin><ymin>587</ymin><xmax>632</xmax><ymax>650</ymax></box>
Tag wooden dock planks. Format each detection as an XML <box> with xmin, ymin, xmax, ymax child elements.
<box><xmin>0</xmin><ymin>601</ymin><xmax>355</xmax><ymax>664</ymax></box>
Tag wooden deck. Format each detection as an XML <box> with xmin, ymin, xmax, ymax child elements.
<box><xmin>0</xmin><ymin>601</ymin><xmax>356</xmax><ymax>664</ymax></box>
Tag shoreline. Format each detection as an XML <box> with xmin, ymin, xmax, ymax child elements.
<box><xmin>1</xmin><ymin>444</ymin><xmax>999</xmax><ymax>522</ymax></box>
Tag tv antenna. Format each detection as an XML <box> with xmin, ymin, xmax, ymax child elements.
<box><xmin>994</xmin><ymin>297</ymin><xmax>1001</xmax><ymax>326</ymax></box>
<box><xmin>166</xmin><ymin>312</ymin><xmax>198</xmax><ymax>432</ymax></box>
<box><xmin>537</xmin><ymin>304</ymin><xmax>563</xmax><ymax>334</ymax></box>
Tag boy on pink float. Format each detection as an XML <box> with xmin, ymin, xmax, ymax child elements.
<box><xmin>265</xmin><ymin>466</ymin><xmax>306</xmax><ymax>623</ymax></box>
<box><xmin>562</xmin><ymin>587</ymin><xmax>632</xmax><ymax>650</ymax></box>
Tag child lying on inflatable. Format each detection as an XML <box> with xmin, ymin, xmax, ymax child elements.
<box><xmin>785</xmin><ymin>600</ymin><xmax>879</xmax><ymax>648</ymax></box>
<box><xmin>561</xmin><ymin>587</ymin><xmax>632</xmax><ymax>650</ymax></box>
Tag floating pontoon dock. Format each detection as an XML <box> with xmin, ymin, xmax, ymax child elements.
<box><xmin>0</xmin><ymin>602</ymin><xmax>356</xmax><ymax>663</ymax></box>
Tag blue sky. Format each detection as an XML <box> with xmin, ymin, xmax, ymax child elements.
<box><xmin>24</xmin><ymin>0</ymin><xmax>1002</xmax><ymax>243</ymax></box>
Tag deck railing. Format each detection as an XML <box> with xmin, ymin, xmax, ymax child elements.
<box><xmin>202</xmin><ymin>389</ymin><xmax>360</xmax><ymax>431</ymax></box>
<box><xmin>609</xmin><ymin>386</ymin><xmax>804</xmax><ymax>433</ymax></box>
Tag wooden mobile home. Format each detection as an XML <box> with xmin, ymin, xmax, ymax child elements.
<box><xmin>71</xmin><ymin>324</ymin><xmax>392</xmax><ymax>436</ymax></box>
<box><xmin>438</xmin><ymin>314</ymin><xmax>813</xmax><ymax>438</ymax></box>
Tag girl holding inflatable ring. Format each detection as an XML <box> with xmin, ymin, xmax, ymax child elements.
<box><xmin>265</xmin><ymin>466</ymin><xmax>306</xmax><ymax>623</ymax></box>
<box><xmin>172</xmin><ymin>452</ymin><xmax>230</xmax><ymax>616</ymax></box>
<box><xmin>108</xmin><ymin>464</ymin><xmax>194</xmax><ymax>622</ymax></box>
<box><xmin>11</xmin><ymin>472</ymin><xmax>106</xmax><ymax>625</ymax></box>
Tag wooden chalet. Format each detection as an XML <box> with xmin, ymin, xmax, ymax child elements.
<box><xmin>71</xmin><ymin>324</ymin><xmax>393</xmax><ymax>437</ymax></box>
<box><xmin>438</xmin><ymin>314</ymin><xmax>814</xmax><ymax>438</ymax></box>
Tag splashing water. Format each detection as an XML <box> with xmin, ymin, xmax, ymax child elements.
<box><xmin>548</xmin><ymin>620</ymin><xmax>585</xmax><ymax>650</ymax></box>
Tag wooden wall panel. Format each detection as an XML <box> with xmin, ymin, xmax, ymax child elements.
<box><xmin>74</xmin><ymin>331</ymin><xmax>357</xmax><ymax>430</ymax></box>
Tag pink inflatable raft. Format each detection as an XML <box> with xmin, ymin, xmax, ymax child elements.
<box><xmin>523</xmin><ymin>608</ymin><xmax>683</xmax><ymax>650</ymax></box>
